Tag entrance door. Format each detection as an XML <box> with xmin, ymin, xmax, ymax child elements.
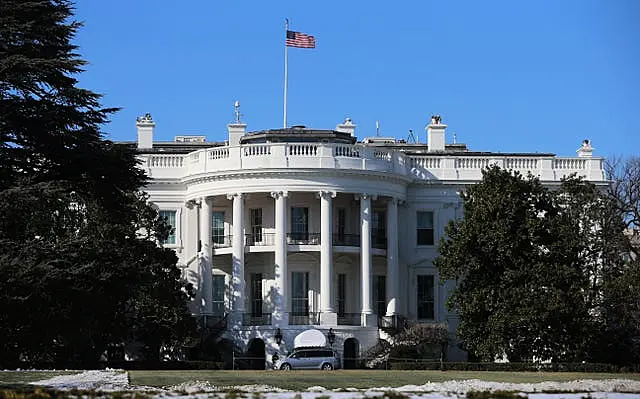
<box><xmin>343</xmin><ymin>338</ymin><xmax>359</xmax><ymax>369</ymax></box>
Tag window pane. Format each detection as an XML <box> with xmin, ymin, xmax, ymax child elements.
<box><xmin>291</xmin><ymin>271</ymin><xmax>309</xmax><ymax>315</ymax></box>
<box><xmin>159</xmin><ymin>210</ymin><xmax>176</xmax><ymax>245</ymax></box>
<box><xmin>212</xmin><ymin>211</ymin><xmax>225</xmax><ymax>244</ymax></box>
<box><xmin>291</xmin><ymin>207</ymin><xmax>309</xmax><ymax>240</ymax></box>
<box><xmin>417</xmin><ymin>228</ymin><xmax>434</xmax><ymax>245</ymax></box>
<box><xmin>251</xmin><ymin>273</ymin><xmax>263</xmax><ymax>317</ymax></box>
<box><xmin>417</xmin><ymin>275</ymin><xmax>435</xmax><ymax>319</ymax></box>
<box><xmin>417</xmin><ymin>211</ymin><xmax>434</xmax><ymax>228</ymax></box>
<box><xmin>250</xmin><ymin>208</ymin><xmax>262</xmax><ymax>242</ymax></box>
<box><xmin>212</xmin><ymin>275</ymin><xmax>225</xmax><ymax>315</ymax></box>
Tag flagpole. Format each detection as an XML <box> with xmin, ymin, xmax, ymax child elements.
<box><xmin>283</xmin><ymin>18</ymin><xmax>289</xmax><ymax>128</ymax></box>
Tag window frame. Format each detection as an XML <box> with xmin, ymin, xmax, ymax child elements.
<box><xmin>158</xmin><ymin>209</ymin><xmax>178</xmax><ymax>246</ymax></box>
<box><xmin>212</xmin><ymin>211</ymin><xmax>225</xmax><ymax>245</ymax></box>
<box><xmin>416</xmin><ymin>210</ymin><xmax>435</xmax><ymax>246</ymax></box>
<box><xmin>416</xmin><ymin>274</ymin><xmax>436</xmax><ymax>320</ymax></box>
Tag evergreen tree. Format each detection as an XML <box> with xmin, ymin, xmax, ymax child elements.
<box><xmin>0</xmin><ymin>0</ymin><xmax>194</xmax><ymax>364</ymax></box>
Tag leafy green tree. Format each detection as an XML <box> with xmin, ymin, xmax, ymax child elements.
<box><xmin>0</xmin><ymin>0</ymin><xmax>195</xmax><ymax>364</ymax></box>
<box><xmin>434</xmin><ymin>166</ymin><xmax>611</xmax><ymax>362</ymax></box>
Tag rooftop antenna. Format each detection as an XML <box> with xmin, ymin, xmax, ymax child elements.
<box><xmin>234</xmin><ymin>100</ymin><xmax>242</xmax><ymax>123</ymax></box>
<box><xmin>453</xmin><ymin>132</ymin><xmax>457</xmax><ymax>144</ymax></box>
<box><xmin>407</xmin><ymin>129</ymin><xmax>417</xmax><ymax>144</ymax></box>
<box><xmin>376</xmin><ymin>120</ymin><xmax>380</xmax><ymax>137</ymax></box>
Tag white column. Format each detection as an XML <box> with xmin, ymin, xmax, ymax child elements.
<box><xmin>199</xmin><ymin>197</ymin><xmax>213</xmax><ymax>314</ymax></box>
<box><xmin>319</xmin><ymin>191</ymin><xmax>337</xmax><ymax>325</ymax></box>
<box><xmin>386</xmin><ymin>197</ymin><xmax>399</xmax><ymax>316</ymax></box>
<box><xmin>271</xmin><ymin>191</ymin><xmax>288</xmax><ymax>326</ymax></box>
<box><xmin>358</xmin><ymin>193</ymin><xmax>375</xmax><ymax>326</ymax></box>
<box><xmin>228</xmin><ymin>193</ymin><xmax>245</xmax><ymax>318</ymax></box>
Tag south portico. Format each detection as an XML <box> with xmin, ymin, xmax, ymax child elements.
<box><xmin>183</xmin><ymin>188</ymin><xmax>403</xmax><ymax>330</ymax></box>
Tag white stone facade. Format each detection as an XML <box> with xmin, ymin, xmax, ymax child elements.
<box><xmin>133</xmin><ymin>114</ymin><xmax>606</xmax><ymax>366</ymax></box>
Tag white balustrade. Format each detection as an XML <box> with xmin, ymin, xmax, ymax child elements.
<box><xmin>140</xmin><ymin>143</ymin><xmax>604</xmax><ymax>183</ymax></box>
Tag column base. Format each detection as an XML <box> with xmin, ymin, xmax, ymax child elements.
<box><xmin>361</xmin><ymin>313</ymin><xmax>377</xmax><ymax>327</ymax></box>
<box><xmin>319</xmin><ymin>311</ymin><xmax>337</xmax><ymax>325</ymax></box>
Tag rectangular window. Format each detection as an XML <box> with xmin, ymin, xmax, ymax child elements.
<box><xmin>374</xmin><ymin>275</ymin><xmax>386</xmax><ymax>315</ymax></box>
<box><xmin>336</xmin><ymin>208</ymin><xmax>346</xmax><ymax>243</ymax></box>
<box><xmin>212</xmin><ymin>211</ymin><xmax>225</xmax><ymax>245</ymax></box>
<box><xmin>250</xmin><ymin>208</ymin><xmax>263</xmax><ymax>244</ymax></box>
<box><xmin>291</xmin><ymin>207</ymin><xmax>309</xmax><ymax>241</ymax></box>
<box><xmin>337</xmin><ymin>273</ymin><xmax>346</xmax><ymax>317</ymax></box>
<box><xmin>417</xmin><ymin>211</ymin><xmax>434</xmax><ymax>245</ymax></box>
<box><xmin>372</xmin><ymin>210</ymin><xmax>386</xmax><ymax>248</ymax></box>
<box><xmin>159</xmin><ymin>210</ymin><xmax>176</xmax><ymax>245</ymax></box>
<box><xmin>417</xmin><ymin>275</ymin><xmax>435</xmax><ymax>319</ymax></box>
<box><xmin>291</xmin><ymin>271</ymin><xmax>309</xmax><ymax>315</ymax></box>
<box><xmin>212</xmin><ymin>274</ymin><xmax>225</xmax><ymax>315</ymax></box>
<box><xmin>251</xmin><ymin>273</ymin><xmax>263</xmax><ymax>317</ymax></box>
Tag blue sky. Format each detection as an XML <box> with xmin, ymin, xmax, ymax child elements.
<box><xmin>74</xmin><ymin>0</ymin><xmax>639</xmax><ymax>159</ymax></box>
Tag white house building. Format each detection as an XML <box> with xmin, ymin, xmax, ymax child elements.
<box><xmin>132</xmin><ymin>111</ymin><xmax>606</xmax><ymax>366</ymax></box>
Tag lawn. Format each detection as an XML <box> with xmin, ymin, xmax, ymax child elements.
<box><xmin>129</xmin><ymin>370</ymin><xmax>640</xmax><ymax>391</ymax></box>
<box><xmin>0</xmin><ymin>371</ymin><xmax>80</xmax><ymax>387</ymax></box>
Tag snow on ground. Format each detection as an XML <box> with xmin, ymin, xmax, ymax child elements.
<box><xmin>29</xmin><ymin>369</ymin><xmax>640</xmax><ymax>398</ymax></box>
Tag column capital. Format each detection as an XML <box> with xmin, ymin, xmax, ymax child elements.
<box><xmin>354</xmin><ymin>193</ymin><xmax>377</xmax><ymax>201</ymax></box>
<box><xmin>270</xmin><ymin>191</ymin><xmax>289</xmax><ymax>199</ymax></box>
<box><xmin>316</xmin><ymin>190</ymin><xmax>337</xmax><ymax>200</ymax></box>
<box><xmin>226</xmin><ymin>193</ymin><xmax>244</xmax><ymax>201</ymax></box>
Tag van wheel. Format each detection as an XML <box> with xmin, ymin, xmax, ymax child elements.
<box><xmin>281</xmin><ymin>363</ymin><xmax>292</xmax><ymax>370</ymax></box>
<box><xmin>321</xmin><ymin>363</ymin><xmax>334</xmax><ymax>370</ymax></box>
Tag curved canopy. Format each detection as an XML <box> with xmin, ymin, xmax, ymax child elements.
<box><xmin>293</xmin><ymin>329</ymin><xmax>327</xmax><ymax>348</ymax></box>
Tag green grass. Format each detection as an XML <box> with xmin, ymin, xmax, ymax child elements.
<box><xmin>0</xmin><ymin>370</ymin><xmax>80</xmax><ymax>387</ymax></box>
<box><xmin>129</xmin><ymin>370</ymin><xmax>640</xmax><ymax>391</ymax></box>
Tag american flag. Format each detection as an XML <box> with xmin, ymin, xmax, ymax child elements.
<box><xmin>286</xmin><ymin>30</ymin><xmax>316</xmax><ymax>48</ymax></box>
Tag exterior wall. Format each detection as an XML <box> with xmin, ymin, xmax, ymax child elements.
<box><xmin>140</xmin><ymin>131</ymin><xmax>607</xmax><ymax>365</ymax></box>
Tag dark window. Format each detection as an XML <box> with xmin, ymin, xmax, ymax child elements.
<box><xmin>374</xmin><ymin>275</ymin><xmax>386</xmax><ymax>315</ymax></box>
<box><xmin>337</xmin><ymin>273</ymin><xmax>346</xmax><ymax>317</ymax></box>
<box><xmin>372</xmin><ymin>210</ymin><xmax>386</xmax><ymax>247</ymax></box>
<box><xmin>417</xmin><ymin>211</ymin><xmax>434</xmax><ymax>245</ymax></box>
<box><xmin>291</xmin><ymin>207</ymin><xmax>309</xmax><ymax>241</ymax></box>
<box><xmin>212</xmin><ymin>274</ymin><xmax>225</xmax><ymax>315</ymax></box>
<box><xmin>212</xmin><ymin>211</ymin><xmax>225</xmax><ymax>244</ymax></box>
<box><xmin>417</xmin><ymin>275</ymin><xmax>435</xmax><ymax>319</ymax></box>
<box><xmin>159</xmin><ymin>210</ymin><xmax>176</xmax><ymax>245</ymax></box>
<box><xmin>336</xmin><ymin>208</ymin><xmax>346</xmax><ymax>242</ymax></box>
<box><xmin>250</xmin><ymin>208</ymin><xmax>262</xmax><ymax>243</ymax></box>
<box><xmin>291</xmin><ymin>271</ymin><xmax>309</xmax><ymax>315</ymax></box>
<box><xmin>251</xmin><ymin>273</ymin><xmax>263</xmax><ymax>317</ymax></box>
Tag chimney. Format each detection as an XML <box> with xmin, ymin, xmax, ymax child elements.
<box><xmin>576</xmin><ymin>139</ymin><xmax>593</xmax><ymax>158</ymax></box>
<box><xmin>427</xmin><ymin>115</ymin><xmax>446</xmax><ymax>152</ymax></box>
<box><xmin>136</xmin><ymin>113</ymin><xmax>155</xmax><ymax>149</ymax></box>
<box><xmin>228</xmin><ymin>100</ymin><xmax>247</xmax><ymax>146</ymax></box>
<box><xmin>336</xmin><ymin>117</ymin><xmax>356</xmax><ymax>137</ymax></box>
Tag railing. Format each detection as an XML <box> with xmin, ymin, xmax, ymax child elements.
<box><xmin>288</xmin><ymin>312</ymin><xmax>320</xmax><ymax>325</ymax></box>
<box><xmin>245</xmin><ymin>233</ymin><xmax>275</xmax><ymax>246</ymax></box>
<box><xmin>286</xmin><ymin>232</ymin><xmax>321</xmax><ymax>245</ymax></box>
<box><xmin>337</xmin><ymin>313</ymin><xmax>361</xmax><ymax>326</ymax></box>
<box><xmin>142</xmin><ymin>142</ymin><xmax>605</xmax><ymax>183</ymax></box>
<box><xmin>332</xmin><ymin>234</ymin><xmax>360</xmax><ymax>246</ymax></box>
<box><xmin>212</xmin><ymin>235</ymin><xmax>232</xmax><ymax>248</ymax></box>
<box><xmin>242</xmin><ymin>313</ymin><xmax>272</xmax><ymax>326</ymax></box>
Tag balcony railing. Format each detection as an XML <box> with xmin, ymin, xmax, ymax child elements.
<box><xmin>286</xmin><ymin>232</ymin><xmax>321</xmax><ymax>245</ymax></box>
<box><xmin>212</xmin><ymin>235</ymin><xmax>232</xmax><ymax>248</ymax></box>
<box><xmin>288</xmin><ymin>312</ymin><xmax>320</xmax><ymax>325</ymax></box>
<box><xmin>337</xmin><ymin>313</ymin><xmax>361</xmax><ymax>326</ymax></box>
<box><xmin>245</xmin><ymin>233</ymin><xmax>275</xmax><ymax>246</ymax></box>
<box><xmin>242</xmin><ymin>313</ymin><xmax>272</xmax><ymax>326</ymax></box>
<box><xmin>143</xmin><ymin>142</ymin><xmax>605</xmax><ymax>183</ymax></box>
<box><xmin>332</xmin><ymin>234</ymin><xmax>360</xmax><ymax>246</ymax></box>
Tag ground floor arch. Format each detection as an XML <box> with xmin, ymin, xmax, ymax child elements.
<box><xmin>246</xmin><ymin>338</ymin><xmax>266</xmax><ymax>370</ymax></box>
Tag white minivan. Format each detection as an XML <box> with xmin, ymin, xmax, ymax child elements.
<box><xmin>275</xmin><ymin>347</ymin><xmax>341</xmax><ymax>370</ymax></box>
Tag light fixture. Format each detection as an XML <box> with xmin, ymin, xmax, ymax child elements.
<box><xmin>327</xmin><ymin>328</ymin><xmax>336</xmax><ymax>346</ymax></box>
<box><xmin>275</xmin><ymin>328</ymin><xmax>283</xmax><ymax>345</ymax></box>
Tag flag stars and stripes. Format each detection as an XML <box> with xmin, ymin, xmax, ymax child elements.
<box><xmin>286</xmin><ymin>30</ymin><xmax>316</xmax><ymax>48</ymax></box>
